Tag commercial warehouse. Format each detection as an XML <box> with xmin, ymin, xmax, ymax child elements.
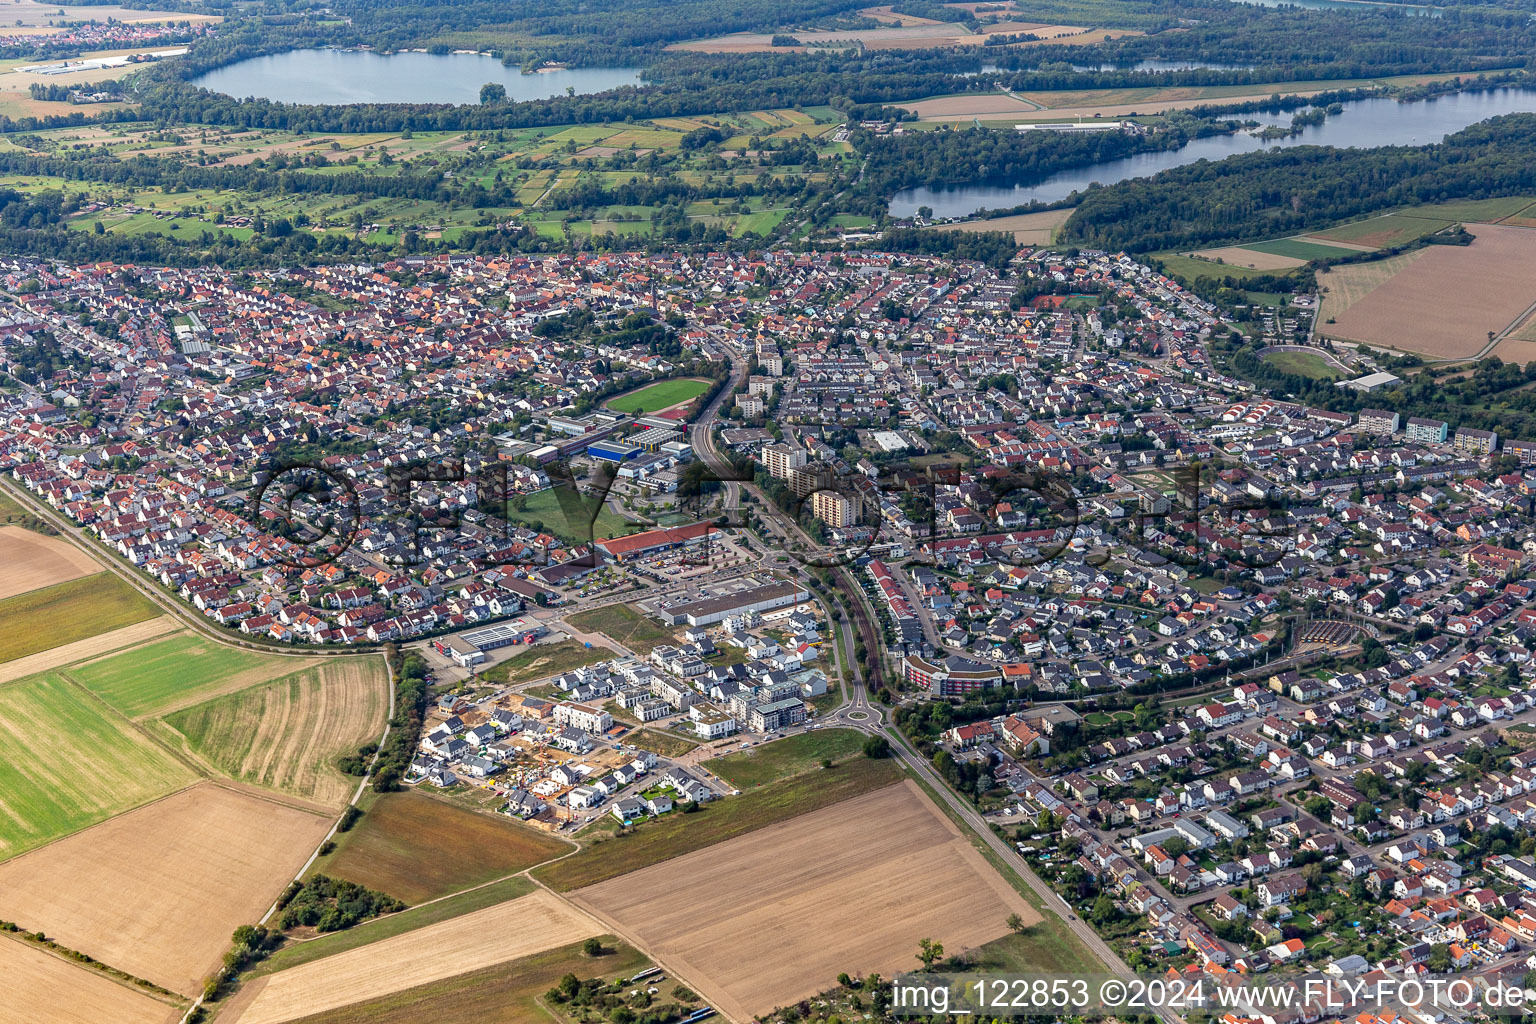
<box><xmin>658</xmin><ymin>580</ymin><xmax>811</xmax><ymax>627</ymax></box>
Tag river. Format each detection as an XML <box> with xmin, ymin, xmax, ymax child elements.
<box><xmin>192</xmin><ymin>49</ymin><xmax>642</xmax><ymax>105</ymax></box>
<box><xmin>890</xmin><ymin>87</ymin><xmax>1536</xmax><ymax>220</ymax></box>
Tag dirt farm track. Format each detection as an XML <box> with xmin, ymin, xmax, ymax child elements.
<box><xmin>570</xmin><ymin>779</ymin><xmax>1039</xmax><ymax>1020</ymax></box>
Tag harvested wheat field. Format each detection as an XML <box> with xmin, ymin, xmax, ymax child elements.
<box><xmin>0</xmin><ymin>614</ymin><xmax>178</xmax><ymax>686</ymax></box>
<box><xmin>571</xmin><ymin>779</ymin><xmax>1039</xmax><ymax>1020</ymax></box>
<box><xmin>160</xmin><ymin>657</ymin><xmax>390</xmax><ymax>807</ymax></box>
<box><xmin>0</xmin><ymin>783</ymin><xmax>331</xmax><ymax>995</ymax></box>
<box><xmin>0</xmin><ymin>525</ymin><xmax>101</xmax><ymax>599</ymax></box>
<box><xmin>226</xmin><ymin>889</ymin><xmax>604</xmax><ymax>1024</ymax></box>
<box><xmin>1319</xmin><ymin>225</ymin><xmax>1536</xmax><ymax>358</ymax></box>
<box><xmin>0</xmin><ymin>937</ymin><xmax>182</xmax><ymax>1024</ymax></box>
<box><xmin>1188</xmin><ymin>246</ymin><xmax>1306</xmax><ymax>271</ymax></box>
<box><xmin>931</xmin><ymin>208</ymin><xmax>1070</xmax><ymax>245</ymax></box>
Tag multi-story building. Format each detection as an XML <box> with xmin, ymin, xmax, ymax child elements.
<box><xmin>762</xmin><ymin>442</ymin><xmax>807</xmax><ymax>480</ymax></box>
<box><xmin>811</xmin><ymin>489</ymin><xmax>858</xmax><ymax>527</ymax></box>
<box><xmin>749</xmin><ymin>696</ymin><xmax>806</xmax><ymax>732</ymax></box>
<box><xmin>1504</xmin><ymin>439</ymin><xmax>1536</xmax><ymax>465</ymax></box>
<box><xmin>689</xmin><ymin>701</ymin><xmax>737</xmax><ymax>738</ymax></box>
<box><xmin>1453</xmin><ymin>426</ymin><xmax>1498</xmax><ymax>456</ymax></box>
<box><xmin>1405</xmin><ymin>416</ymin><xmax>1448</xmax><ymax>443</ymax></box>
<box><xmin>1356</xmin><ymin>409</ymin><xmax>1400</xmax><ymax>435</ymax></box>
<box><xmin>553</xmin><ymin>701</ymin><xmax>612</xmax><ymax>734</ymax></box>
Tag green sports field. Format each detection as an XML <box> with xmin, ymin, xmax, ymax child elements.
<box><xmin>607</xmin><ymin>377</ymin><xmax>712</xmax><ymax>415</ymax></box>
<box><xmin>69</xmin><ymin>632</ymin><xmax>286</xmax><ymax>718</ymax></box>
<box><xmin>0</xmin><ymin>671</ymin><xmax>196</xmax><ymax>859</ymax></box>
<box><xmin>0</xmin><ymin>572</ymin><xmax>158</xmax><ymax>664</ymax></box>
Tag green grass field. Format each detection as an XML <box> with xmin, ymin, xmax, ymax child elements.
<box><xmin>607</xmin><ymin>377</ymin><xmax>713</xmax><ymax>415</ymax></box>
<box><xmin>69</xmin><ymin>632</ymin><xmax>282</xmax><ymax>718</ymax></box>
<box><xmin>566</xmin><ymin>603</ymin><xmax>676</xmax><ymax>655</ymax></box>
<box><xmin>251</xmin><ymin>876</ymin><xmax>536</xmax><ymax>977</ymax></box>
<box><xmin>503</xmin><ymin>487</ymin><xmax>633</xmax><ymax>543</ymax></box>
<box><xmin>317</xmin><ymin>790</ymin><xmax>569</xmax><ymax>904</ymax></box>
<box><xmin>708</xmin><ymin>728</ymin><xmax>867</xmax><ymax>789</ymax></box>
<box><xmin>479</xmin><ymin>640</ymin><xmax>615</xmax><ymax>685</ymax></box>
<box><xmin>274</xmin><ymin>936</ymin><xmax>650</xmax><ymax>1024</ymax></box>
<box><xmin>0</xmin><ymin>572</ymin><xmax>158</xmax><ymax>665</ymax></box>
<box><xmin>1242</xmin><ymin>238</ymin><xmax>1360</xmax><ymax>262</ymax></box>
<box><xmin>535</xmin><ymin>756</ymin><xmax>904</xmax><ymax>891</ymax></box>
<box><xmin>0</xmin><ymin>672</ymin><xmax>196</xmax><ymax>859</ymax></box>
<box><xmin>1261</xmin><ymin>349</ymin><xmax>1343</xmax><ymax>380</ymax></box>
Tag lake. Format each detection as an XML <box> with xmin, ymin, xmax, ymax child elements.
<box><xmin>192</xmin><ymin>49</ymin><xmax>643</xmax><ymax>105</ymax></box>
<box><xmin>891</xmin><ymin>87</ymin><xmax>1536</xmax><ymax>220</ymax></box>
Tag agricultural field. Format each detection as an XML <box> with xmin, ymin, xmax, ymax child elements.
<box><xmin>1240</xmin><ymin>237</ymin><xmax>1364</xmax><ymax>262</ymax></box>
<box><xmin>0</xmin><ymin>783</ymin><xmax>331</xmax><ymax>995</ymax></box>
<box><xmin>0</xmin><ymin>937</ymin><xmax>182</xmax><ymax>1024</ymax></box>
<box><xmin>571</xmin><ymin>779</ymin><xmax>1037</xmax><ymax>1020</ymax></box>
<box><xmin>1318</xmin><ymin>224</ymin><xmax>1536</xmax><ymax>358</ymax></box>
<box><xmin>478</xmin><ymin>639</ymin><xmax>616</xmax><ymax>686</ymax></box>
<box><xmin>0</xmin><ymin>525</ymin><xmax>101</xmax><ymax>600</ymax></box>
<box><xmin>7</xmin><ymin>2</ymin><xmax>220</xmax><ymax>27</ymax></box>
<box><xmin>536</xmin><ymin>755</ymin><xmax>905</xmax><ymax>891</ymax></box>
<box><xmin>0</xmin><ymin>614</ymin><xmax>177</xmax><ymax>686</ymax></box>
<box><xmin>1187</xmin><ymin>246</ymin><xmax>1305</xmax><ymax>271</ymax></box>
<box><xmin>1307</xmin><ymin>214</ymin><xmax>1453</xmax><ymax>249</ymax></box>
<box><xmin>0</xmin><ymin>571</ymin><xmax>158</xmax><ymax>664</ymax></box>
<box><xmin>253</xmin><ymin>876</ymin><xmax>536</xmax><ymax>977</ymax></box>
<box><xmin>0</xmin><ymin>671</ymin><xmax>196</xmax><ymax>859</ymax></box>
<box><xmin>249</xmin><ymin>937</ymin><xmax>649</xmax><ymax>1024</ymax></box>
<box><xmin>317</xmin><ymin>790</ymin><xmax>569</xmax><ymax>904</ymax></box>
<box><xmin>566</xmin><ymin>602</ymin><xmax>677</xmax><ymax>655</ymax></box>
<box><xmin>224</xmin><ymin>890</ymin><xmax>604</xmax><ymax>1024</ymax></box>
<box><xmin>929</xmin><ymin>208</ymin><xmax>1071</xmax><ymax>245</ymax></box>
<box><xmin>158</xmin><ymin>658</ymin><xmax>391</xmax><ymax>807</ymax></box>
<box><xmin>671</xmin><ymin>21</ymin><xmax>1099</xmax><ymax>53</ymax></box>
<box><xmin>606</xmin><ymin>376</ymin><xmax>713</xmax><ymax>415</ymax></box>
<box><xmin>69</xmin><ymin>631</ymin><xmax>319</xmax><ymax>718</ymax></box>
<box><xmin>708</xmin><ymin>727</ymin><xmax>868</xmax><ymax>788</ymax></box>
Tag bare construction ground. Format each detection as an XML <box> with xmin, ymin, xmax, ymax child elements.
<box><xmin>0</xmin><ymin>524</ymin><xmax>102</xmax><ymax>599</ymax></box>
<box><xmin>226</xmin><ymin>890</ymin><xmax>604</xmax><ymax>1024</ymax></box>
<box><xmin>1188</xmin><ymin>247</ymin><xmax>1306</xmax><ymax>271</ymax></box>
<box><xmin>0</xmin><ymin>613</ymin><xmax>178</xmax><ymax>685</ymax></box>
<box><xmin>0</xmin><ymin>783</ymin><xmax>331</xmax><ymax>995</ymax></box>
<box><xmin>1319</xmin><ymin>224</ymin><xmax>1536</xmax><ymax>358</ymax></box>
<box><xmin>571</xmin><ymin>780</ymin><xmax>1038</xmax><ymax>1020</ymax></box>
<box><xmin>930</xmin><ymin>208</ymin><xmax>1071</xmax><ymax>245</ymax></box>
<box><xmin>0</xmin><ymin>937</ymin><xmax>181</xmax><ymax>1024</ymax></box>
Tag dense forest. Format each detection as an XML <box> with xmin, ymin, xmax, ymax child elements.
<box><xmin>1062</xmin><ymin>114</ymin><xmax>1536</xmax><ymax>251</ymax></box>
